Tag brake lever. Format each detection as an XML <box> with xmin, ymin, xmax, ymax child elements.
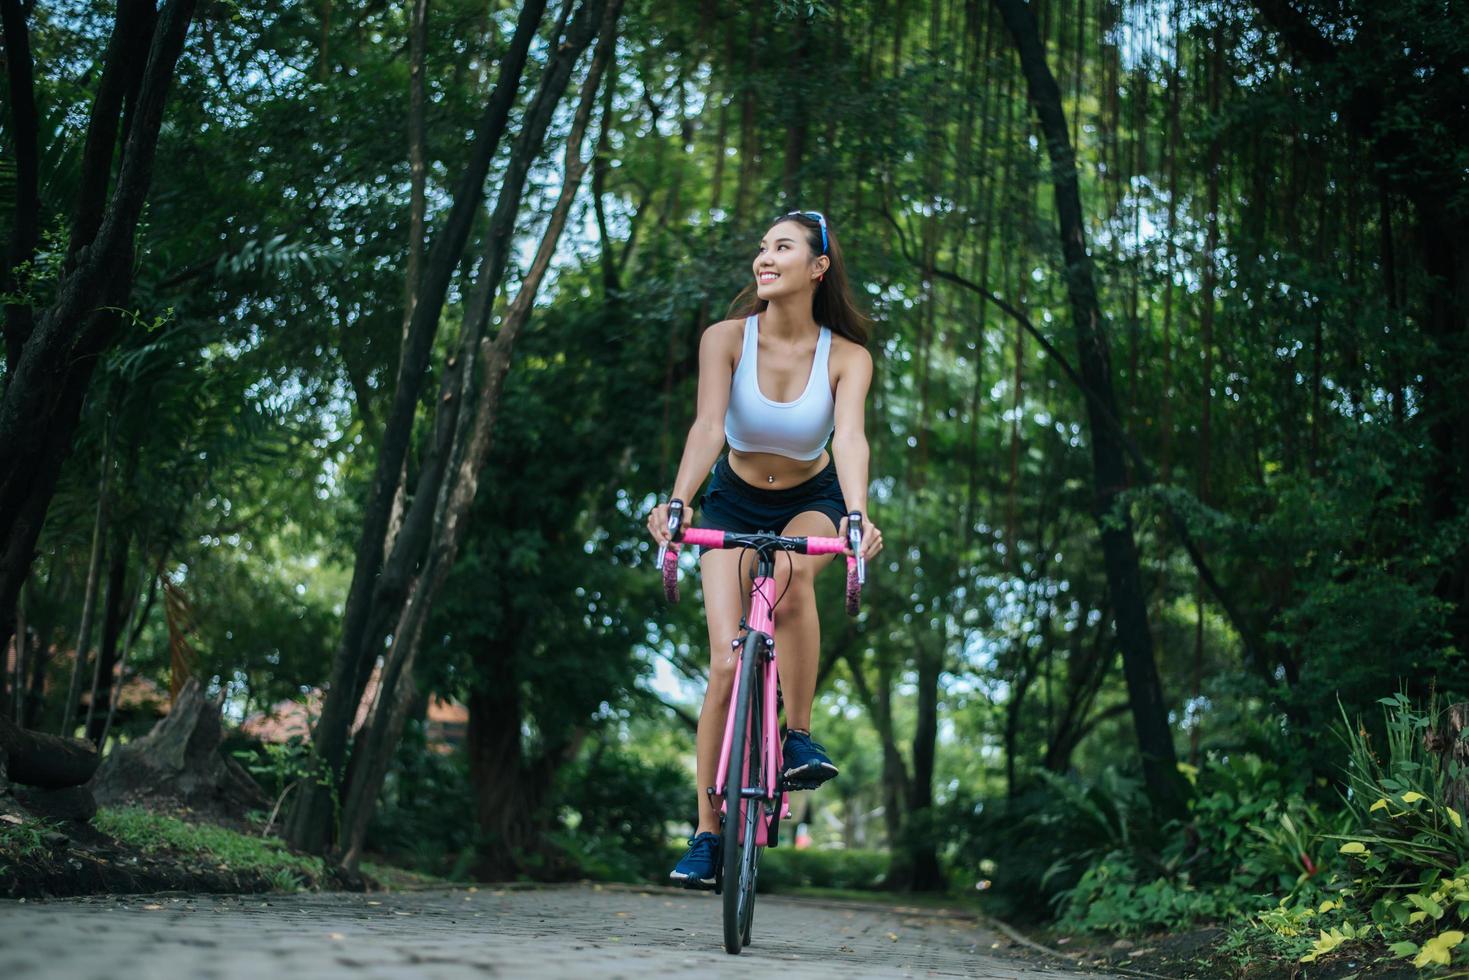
<box><xmin>656</xmin><ymin>498</ymin><xmax>685</xmax><ymax>571</ymax></box>
<box><xmin>847</xmin><ymin>509</ymin><xmax>865</xmax><ymax>585</ymax></box>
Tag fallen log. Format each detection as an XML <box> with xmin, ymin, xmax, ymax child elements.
<box><xmin>0</xmin><ymin>713</ymin><xmax>100</xmax><ymax>789</ymax></box>
<box><xmin>12</xmin><ymin>784</ymin><xmax>98</xmax><ymax>822</ymax></box>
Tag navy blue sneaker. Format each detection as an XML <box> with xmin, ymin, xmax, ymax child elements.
<box><xmin>669</xmin><ymin>831</ymin><xmax>720</xmax><ymax>888</ymax></box>
<box><xmin>782</xmin><ymin>729</ymin><xmax>838</xmax><ymax>789</ymax></box>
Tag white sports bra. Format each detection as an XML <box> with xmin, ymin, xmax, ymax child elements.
<box><xmin>724</xmin><ymin>313</ymin><xmax>835</xmax><ymax>461</ymax></box>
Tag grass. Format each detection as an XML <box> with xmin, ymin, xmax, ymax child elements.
<box><xmin>1</xmin><ymin>818</ymin><xmax>59</xmax><ymax>857</ymax></box>
<box><xmin>91</xmin><ymin>806</ymin><xmax>327</xmax><ymax>889</ymax></box>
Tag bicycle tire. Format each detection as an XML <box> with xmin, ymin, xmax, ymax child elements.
<box><xmin>722</xmin><ymin>630</ymin><xmax>763</xmax><ymax>954</ymax></box>
<box><xmin>845</xmin><ymin>557</ymin><xmax>861</xmax><ymax>616</ymax></box>
<box><xmin>739</xmin><ymin>666</ymin><xmax>763</xmax><ymax>947</ymax></box>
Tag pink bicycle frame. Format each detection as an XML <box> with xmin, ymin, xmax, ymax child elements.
<box><xmin>676</xmin><ymin>527</ymin><xmax>851</xmax><ymax>846</ymax></box>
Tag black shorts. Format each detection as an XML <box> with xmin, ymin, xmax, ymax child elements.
<box><xmin>693</xmin><ymin>454</ymin><xmax>848</xmax><ymax>557</ymax></box>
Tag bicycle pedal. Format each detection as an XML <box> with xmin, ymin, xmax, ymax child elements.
<box><xmin>780</xmin><ymin>775</ymin><xmax>826</xmax><ymax>792</ymax></box>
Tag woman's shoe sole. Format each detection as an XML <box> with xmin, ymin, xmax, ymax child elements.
<box><xmin>781</xmin><ymin>761</ymin><xmax>838</xmax><ymax>789</ymax></box>
<box><xmin>669</xmin><ymin>872</ymin><xmax>717</xmax><ymax>890</ymax></box>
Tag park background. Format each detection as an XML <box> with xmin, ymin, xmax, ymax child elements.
<box><xmin>2</xmin><ymin>0</ymin><xmax>1467</xmax><ymax>972</ymax></box>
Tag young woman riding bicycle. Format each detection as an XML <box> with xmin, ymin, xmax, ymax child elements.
<box><xmin>646</xmin><ymin>209</ymin><xmax>884</xmax><ymax>887</ymax></box>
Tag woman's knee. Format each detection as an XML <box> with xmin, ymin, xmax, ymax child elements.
<box><xmin>774</xmin><ymin>559</ymin><xmax>817</xmax><ymax>594</ymax></box>
<box><xmin>775</xmin><ymin>576</ymin><xmax>817</xmax><ymax>616</ymax></box>
<box><xmin>706</xmin><ymin>634</ymin><xmax>741</xmax><ymax>686</ymax></box>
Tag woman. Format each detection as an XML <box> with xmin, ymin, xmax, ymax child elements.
<box><xmin>646</xmin><ymin>210</ymin><xmax>884</xmax><ymax>887</ymax></box>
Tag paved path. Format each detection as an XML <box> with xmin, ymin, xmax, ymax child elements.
<box><xmin>0</xmin><ymin>883</ymin><xmax>1111</xmax><ymax>979</ymax></box>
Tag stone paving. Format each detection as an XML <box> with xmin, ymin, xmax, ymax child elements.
<box><xmin>0</xmin><ymin>883</ymin><xmax>1117</xmax><ymax>979</ymax></box>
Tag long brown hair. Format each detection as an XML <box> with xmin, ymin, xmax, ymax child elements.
<box><xmin>725</xmin><ymin>211</ymin><xmax>873</xmax><ymax>346</ymax></box>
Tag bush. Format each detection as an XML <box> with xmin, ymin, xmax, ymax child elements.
<box><xmin>941</xmin><ymin>750</ymin><xmax>1331</xmax><ymax>931</ymax></box>
<box><xmin>1171</xmin><ymin>753</ymin><xmax>1332</xmax><ymax>900</ymax></box>
<box><xmin>1048</xmin><ymin>753</ymin><xmax>1335</xmax><ymax>936</ymax></box>
<box><xmin>545</xmin><ymin>744</ymin><xmax>689</xmax><ymax>883</ymax></box>
<box><xmin>1053</xmin><ymin>849</ymin><xmax>1244</xmax><ymax>936</ymax></box>
<box><xmin>940</xmin><ymin>766</ymin><xmax>1156</xmax><ymax>921</ymax></box>
<box><xmin>1260</xmin><ymin>693</ymin><xmax>1469</xmax><ymax>969</ymax></box>
<box><xmin>363</xmin><ymin>724</ymin><xmax>478</xmax><ymax>878</ymax></box>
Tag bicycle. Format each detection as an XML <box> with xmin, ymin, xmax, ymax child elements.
<box><xmin>658</xmin><ymin>499</ymin><xmax>865</xmax><ymax>954</ymax></box>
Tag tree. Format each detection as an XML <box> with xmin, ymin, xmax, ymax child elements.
<box><xmin>284</xmin><ymin>0</ymin><xmax>554</xmax><ymax>854</ymax></box>
<box><xmin>0</xmin><ymin>0</ymin><xmax>200</xmax><ymax>673</ymax></box>
<box><xmin>336</xmin><ymin>0</ymin><xmax>625</xmax><ymax>867</ymax></box>
<box><xmin>991</xmin><ymin>0</ymin><xmax>1187</xmax><ymax>818</ymax></box>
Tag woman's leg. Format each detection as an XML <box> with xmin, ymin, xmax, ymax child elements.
<box><xmin>773</xmin><ymin>511</ymin><xmax>838</xmax><ymax>732</ymax></box>
<box><xmin>694</xmin><ymin>547</ymin><xmax>752</xmax><ymax>835</ymax></box>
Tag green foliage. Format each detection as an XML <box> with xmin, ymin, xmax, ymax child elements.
<box><xmin>229</xmin><ymin>734</ymin><xmax>315</xmax><ymax>797</ymax></box>
<box><xmin>1174</xmin><ymin>754</ymin><xmax>1334</xmax><ymax>900</ymax></box>
<box><xmin>1226</xmin><ymin>694</ymin><xmax>1469</xmax><ymax>969</ymax></box>
<box><xmin>1046</xmin><ymin>756</ymin><xmax>1328</xmax><ymax>935</ymax></box>
<box><xmin>950</xmin><ymin>752</ymin><xmax>1332</xmax><ymax>935</ymax></box>
<box><xmin>1053</xmin><ymin>850</ymin><xmax>1245</xmax><ymax>937</ymax></box>
<box><xmin>91</xmin><ymin>806</ymin><xmax>325</xmax><ymax>889</ymax></box>
<box><xmin>1260</xmin><ymin>694</ymin><xmax>1469</xmax><ymax>968</ymax></box>
<box><xmin>228</xmin><ymin>732</ymin><xmax>321</xmax><ymax>834</ymax></box>
<box><xmin>544</xmin><ymin>745</ymin><xmax>689</xmax><ymax>883</ymax></box>
<box><xmin>941</xmin><ymin>767</ymin><xmax>1156</xmax><ymax>920</ymax></box>
<box><xmin>1332</xmin><ymin>691</ymin><xmax>1469</xmax><ymax>878</ymax></box>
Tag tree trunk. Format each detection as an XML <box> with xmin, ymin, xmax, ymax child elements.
<box><xmin>9</xmin><ymin>585</ymin><xmax>24</xmax><ymax>723</ymax></box>
<box><xmin>466</xmin><ymin>651</ymin><xmax>540</xmax><ymax>879</ymax></box>
<box><xmin>591</xmin><ymin>55</ymin><xmax>621</xmax><ymax>301</ymax></box>
<box><xmin>60</xmin><ymin>429</ymin><xmax>113</xmax><ymax>737</ymax></box>
<box><xmin>906</xmin><ymin>629</ymin><xmax>944</xmax><ymax>890</ymax></box>
<box><xmin>991</xmin><ymin>0</ymin><xmax>1186</xmax><ymax>818</ymax></box>
<box><xmin>778</xmin><ymin>10</ymin><xmax>812</xmax><ymax>204</ymax></box>
<box><xmin>98</xmin><ymin>570</ymin><xmax>154</xmax><ymax>750</ymax></box>
<box><xmin>84</xmin><ymin>529</ymin><xmax>130</xmax><ymax>742</ymax></box>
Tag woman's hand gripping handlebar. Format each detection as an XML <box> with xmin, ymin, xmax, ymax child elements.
<box><xmin>653</xmin><ymin>499</ymin><xmax>865</xmax><ymax>614</ymax></box>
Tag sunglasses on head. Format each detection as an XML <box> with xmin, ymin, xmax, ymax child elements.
<box><xmin>779</xmin><ymin>210</ymin><xmax>828</xmax><ymax>255</ymax></box>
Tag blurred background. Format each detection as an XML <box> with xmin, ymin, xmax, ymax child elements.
<box><xmin>3</xmin><ymin>0</ymin><xmax>1467</xmax><ymax>943</ymax></box>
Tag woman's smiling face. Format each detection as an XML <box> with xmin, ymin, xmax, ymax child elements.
<box><xmin>753</xmin><ymin>219</ymin><xmax>824</xmax><ymax>297</ymax></box>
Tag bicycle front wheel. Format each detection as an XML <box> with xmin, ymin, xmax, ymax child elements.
<box><xmin>722</xmin><ymin>630</ymin><xmax>764</xmax><ymax>955</ymax></box>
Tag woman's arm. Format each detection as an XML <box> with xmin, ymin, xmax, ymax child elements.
<box><xmin>831</xmin><ymin>344</ymin><xmax>873</xmax><ymax>516</ymax></box>
<box><xmin>648</xmin><ymin>321</ymin><xmax>736</xmax><ymax>544</ymax></box>
<box><xmin>831</xmin><ymin>344</ymin><xmax>882</xmax><ymax>560</ymax></box>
